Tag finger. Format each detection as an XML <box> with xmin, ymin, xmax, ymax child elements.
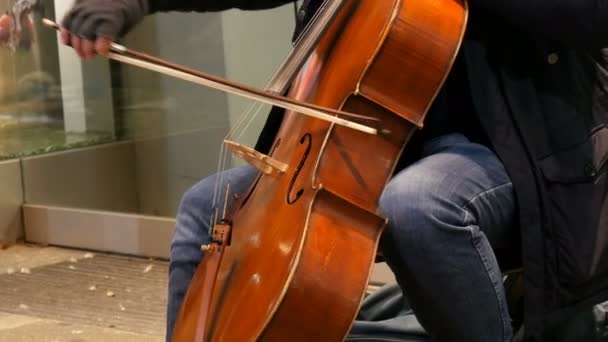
<box><xmin>81</xmin><ymin>38</ymin><xmax>95</xmax><ymax>60</ymax></box>
<box><xmin>71</xmin><ymin>34</ymin><xmax>84</xmax><ymax>59</ymax></box>
<box><xmin>60</xmin><ymin>29</ymin><xmax>71</xmax><ymax>46</ymax></box>
<box><xmin>95</xmin><ymin>36</ymin><xmax>111</xmax><ymax>56</ymax></box>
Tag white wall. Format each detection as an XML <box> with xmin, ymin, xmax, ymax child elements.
<box><xmin>118</xmin><ymin>5</ymin><xmax>295</xmax><ymax>217</ymax></box>
<box><xmin>221</xmin><ymin>6</ymin><xmax>295</xmax><ymax>148</ymax></box>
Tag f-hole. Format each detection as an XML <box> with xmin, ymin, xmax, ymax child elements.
<box><xmin>287</xmin><ymin>133</ymin><xmax>312</xmax><ymax>205</ymax></box>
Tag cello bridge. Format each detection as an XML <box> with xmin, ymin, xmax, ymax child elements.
<box><xmin>224</xmin><ymin>140</ymin><xmax>288</xmax><ymax>176</ymax></box>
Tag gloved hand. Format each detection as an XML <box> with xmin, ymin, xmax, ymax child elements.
<box><xmin>60</xmin><ymin>0</ymin><xmax>149</xmax><ymax>59</ymax></box>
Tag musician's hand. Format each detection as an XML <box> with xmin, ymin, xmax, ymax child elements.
<box><xmin>60</xmin><ymin>0</ymin><xmax>149</xmax><ymax>60</ymax></box>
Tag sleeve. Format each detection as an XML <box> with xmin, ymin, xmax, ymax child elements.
<box><xmin>468</xmin><ymin>0</ymin><xmax>608</xmax><ymax>48</ymax></box>
<box><xmin>148</xmin><ymin>0</ymin><xmax>295</xmax><ymax>13</ymax></box>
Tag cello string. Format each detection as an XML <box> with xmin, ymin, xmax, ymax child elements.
<box><xmin>211</xmin><ymin>66</ymin><xmax>277</xmax><ymax>217</ymax></box>
<box><xmin>211</xmin><ymin>0</ymin><xmax>334</xmax><ymax>223</ymax></box>
<box><xmin>211</xmin><ymin>101</ymin><xmax>266</xmax><ymax>221</ymax></box>
<box><xmin>218</xmin><ymin>0</ymin><xmax>332</xmax><ymax>151</ymax></box>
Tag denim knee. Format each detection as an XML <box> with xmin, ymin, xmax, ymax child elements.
<box><xmin>178</xmin><ymin>179</ymin><xmax>215</xmax><ymax>225</ymax></box>
<box><xmin>380</xmin><ymin>177</ymin><xmax>464</xmax><ymax>251</ymax></box>
<box><xmin>171</xmin><ymin>178</ymin><xmax>216</xmax><ymax>260</ymax></box>
<box><xmin>172</xmin><ymin>166</ymin><xmax>257</xmax><ymax>256</ymax></box>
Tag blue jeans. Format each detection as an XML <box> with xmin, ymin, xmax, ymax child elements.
<box><xmin>166</xmin><ymin>133</ymin><xmax>516</xmax><ymax>342</ymax></box>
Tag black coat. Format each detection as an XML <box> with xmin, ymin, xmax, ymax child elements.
<box><xmin>150</xmin><ymin>0</ymin><xmax>608</xmax><ymax>340</ymax></box>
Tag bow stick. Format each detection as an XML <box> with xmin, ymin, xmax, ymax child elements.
<box><xmin>42</xmin><ymin>18</ymin><xmax>380</xmax><ymax>135</ymax></box>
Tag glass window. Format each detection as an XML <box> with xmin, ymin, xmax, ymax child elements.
<box><xmin>0</xmin><ymin>0</ymin><xmax>294</xmax><ymax>217</ymax></box>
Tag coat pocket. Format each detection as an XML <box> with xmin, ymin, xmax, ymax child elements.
<box><xmin>539</xmin><ymin>126</ymin><xmax>608</xmax><ymax>293</ymax></box>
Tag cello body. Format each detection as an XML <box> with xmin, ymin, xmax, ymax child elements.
<box><xmin>173</xmin><ymin>0</ymin><xmax>468</xmax><ymax>340</ymax></box>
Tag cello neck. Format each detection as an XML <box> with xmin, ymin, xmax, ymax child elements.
<box><xmin>265</xmin><ymin>0</ymin><xmax>349</xmax><ymax>94</ymax></box>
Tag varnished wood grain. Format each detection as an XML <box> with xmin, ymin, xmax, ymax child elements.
<box><xmin>173</xmin><ymin>0</ymin><xmax>467</xmax><ymax>340</ymax></box>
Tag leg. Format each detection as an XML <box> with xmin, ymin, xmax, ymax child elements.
<box><xmin>165</xmin><ymin>165</ymin><xmax>257</xmax><ymax>341</ymax></box>
<box><xmin>378</xmin><ymin>133</ymin><xmax>517</xmax><ymax>342</ymax></box>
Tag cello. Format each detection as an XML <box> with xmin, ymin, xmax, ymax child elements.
<box><xmin>43</xmin><ymin>0</ymin><xmax>468</xmax><ymax>339</ymax></box>
<box><xmin>173</xmin><ymin>0</ymin><xmax>467</xmax><ymax>340</ymax></box>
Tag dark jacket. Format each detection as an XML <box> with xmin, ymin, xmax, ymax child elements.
<box><xmin>150</xmin><ymin>0</ymin><xmax>608</xmax><ymax>340</ymax></box>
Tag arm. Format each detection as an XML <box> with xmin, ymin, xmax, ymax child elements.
<box><xmin>468</xmin><ymin>0</ymin><xmax>608</xmax><ymax>48</ymax></box>
<box><xmin>148</xmin><ymin>0</ymin><xmax>295</xmax><ymax>13</ymax></box>
<box><xmin>61</xmin><ymin>0</ymin><xmax>295</xmax><ymax>59</ymax></box>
